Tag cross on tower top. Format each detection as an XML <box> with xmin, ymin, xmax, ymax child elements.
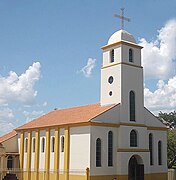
<box><xmin>114</xmin><ymin>8</ymin><xmax>131</xmax><ymax>30</ymax></box>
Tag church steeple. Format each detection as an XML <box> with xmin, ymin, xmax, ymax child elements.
<box><xmin>100</xmin><ymin>14</ymin><xmax>144</xmax><ymax>122</ymax></box>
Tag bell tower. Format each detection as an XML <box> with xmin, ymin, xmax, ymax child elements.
<box><xmin>100</xmin><ymin>28</ymin><xmax>144</xmax><ymax>122</ymax></box>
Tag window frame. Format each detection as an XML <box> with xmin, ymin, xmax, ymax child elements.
<box><xmin>61</xmin><ymin>136</ymin><xmax>64</xmax><ymax>152</ymax></box>
<box><xmin>130</xmin><ymin>130</ymin><xmax>137</xmax><ymax>147</ymax></box>
<box><xmin>51</xmin><ymin>136</ymin><xmax>55</xmax><ymax>153</ymax></box>
<box><xmin>108</xmin><ymin>131</ymin><xmax>113</xmax><ymax>167</ymax></box>
<box><xmin>149</xmin><ymin>133</ymin><xmax>153</xmax><ymax>165</ymax></box>
<box><xmin>96</xmin><ymin>138</ymin><xmax>102</xmax><ymax>167</ymax></box>
<box><xmin>41</xmin><ymin>137</ymin><xmax>45</xmax><ymax>153</ymax></box>
<box><xmin>158</xmin><ymin>141</ymin><xmax>162</xmax><ymax>165</ymax></box>
<box><xmin>129</xmin><ymin>48</ymin><xmax>133</xmax><ymax>62</ymax></box>
<box><xmin>110</xmin><ymin>49</ymin><xmax>115</xmax><ymax>63</ymax></box>
<box><xmin>129</xmin><ymin>91</ymin><xmax>136</xmax><ymax>121</ymax></box>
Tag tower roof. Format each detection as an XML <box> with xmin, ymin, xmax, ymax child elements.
<box><xmin>108</xmin><ymin>29</ymin><xmax>136</xmax><ymax>45</ymax></box>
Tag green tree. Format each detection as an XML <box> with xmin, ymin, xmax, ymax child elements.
<box><xmin>157</xmin><ymin>111</ymin><xmax>176</xmax><ymax>168</ymax></box>
<box><xmin>167</xmin><ymin>129</ymin><xmax>176</xmax><ymax>168</ymax></box>
<box><xmin>158</xmin><ymin>111</ymin><xmax>176</xmax><ymax>128</ymax></box>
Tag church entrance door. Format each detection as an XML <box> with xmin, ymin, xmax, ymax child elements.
<box><xmin>128</xmin><ymin>155</ymin><xmax>144</xmax><ymax>180</ymax></box>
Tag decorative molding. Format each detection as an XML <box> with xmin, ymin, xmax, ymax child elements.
<box><xmin>101</xmin><ymin>40</ymin><xmax>143</xmax><ymax>50</ymax></box>
<box><xmin>101</xmin><ymin>61</ymin><xmax>143</xmax><ymax>69</ymax></box>
<box><xmin>117</xmin><ymin>148</ymin><xmax>149</xmax><ymax>152</ymax></box>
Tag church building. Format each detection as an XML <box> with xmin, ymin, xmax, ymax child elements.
<box><xmin>0</xmin><ymin>14</ymin><xmax>168</xmax><ymax>180</ymax></box>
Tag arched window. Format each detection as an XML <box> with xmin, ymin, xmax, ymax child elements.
<box><xmin>61</xmin><ymin>136</ymin><xmax>64</xmax><ymax>152</ymax></box>
<box><xmin>129</xmin><ymin>91</ymin><xmax>135</xmax><ymax>121</ymax></box>
<box><xmin>7</xmin><ymin>156</ymin><xmax>13</xmax><ymax>169</ymax></box>
<box><xmin>149</xmin><ymin>133</ymin><xmax>153</xmax><ymax>165</ymax></box>
<box><xmin>110</xmin><ymin>49</ymin><xmax>114</xmax><ymax>63</ymax></box>
<box><xmin>96</xmin><ymin>138</ymin><xmax>101</xmax><ymax>167</ymax></box>
<box><xmin>33</xmin><ymin>138</ymin><xmax>36</xmax><ymax>153</ymax></box>
<box><xmin>158</xmin><ymin>141</ymin><xmax>162</xmax><ymax>165</ymax></box>
<box><xmin>51</xmin><ymin>137</ymin><xmax>55</xmax><ymax>152</ymax></box>
<box><xmin>41</xmin><ymin>137</ymin><xmax>45</xmax><ymax>153</ymax></box>
<box><xmin>108</xmin><ymin>131</ymin><xmax>113</xmax><ymax>166</ymax></box>
<box><xmin>129</xmin><ymin>48</ymin><xmax>133</xmax><ymax>62</ymax></box>
<box><xmin>25</xmin><ymin>138</ymin><xmax>28</xmax><ymax>153</ymax></box>
<box><xmin>130</xmin><ymin>130</ymin><xmax>137</xmax><ymax>147</ymax></box>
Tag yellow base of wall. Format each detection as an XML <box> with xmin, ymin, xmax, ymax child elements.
<box><xmin>18</xmin><ymin>172</ymin><xmax>168</xmax><ymax>180</ymax></box>
<box><xmin>90</xmin><ymin>173</ymin><xmax>168</xmax><ymax>180</ymax></box>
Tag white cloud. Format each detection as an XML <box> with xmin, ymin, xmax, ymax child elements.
<box><xmin>79</xmin><ymin>58</ymin><xmax>96</xmax><ymax>77</ymax></box>
<box><xmin>23</xmin><ymin>110</ymin><xmax>44</xmax><ymax>122</ymax></box>
<box><xmin>139</xmin><ymin>19</ymin><xmax>176</xmax><ymax>80</ymax></box>
<box><xmin>0</xmin><ymin>107</ymin><xmax>15</xmax><ymax>136</ymax></box>
<box><xmin>144</xmin><ymin>76</ymin><xmax>176</xmax><ymax>114</ymax></box>
<box><xmin>43</xmin><ymin>101</ymin><xmax>47</xmax><ymax>107</ymax></box>
<box><xmin>0</xmin><ymin>62</ymin><xmax>41</xmax><ymax>105</ymax></box>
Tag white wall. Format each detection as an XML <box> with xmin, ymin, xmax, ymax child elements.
<box><xmin>59</xmin><ymin>128</ymin><xmax>64</xmax><ymax>171</ymax></box>
<box><xmin>69</xmin><ymin>126</ymin><xmax>90</xmax><ymax>173</ymax></box>
<box><xmin>31</xmin><ymin>131</ymin><xmax>35</xmax><ymax>171</ymax></box>
<box><xmin>39</xmin><ymin>130</ymin><xmax>46</xmax><ymax>171</ymax></box>
<box><xmin>90</xmin><ymin>126</ymin><xmax>118</xmax><ymax>176</ymax></box>
<box><xmin>50</xmin><ymin>129</ymin><xmax>55</xmax><ymax>171</ymax></box>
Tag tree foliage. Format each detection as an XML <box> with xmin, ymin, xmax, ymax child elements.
<box><xmin>158</xmin><ymin>111</ymin><xmax>176</xmax><ymax>168</ymax></box>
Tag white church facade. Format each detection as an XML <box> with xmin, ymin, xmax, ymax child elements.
<box><xmin>0</xmin><ymin>28</ymin><xmax>168</xmax><ymax>180</ymax></box>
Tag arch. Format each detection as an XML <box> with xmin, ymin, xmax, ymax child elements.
<box><xmin>110</xmin><ymin>49</ymin><xmax>114</xmax><ymax>63</ymax></box>
<box><xmin>128</xmin><ymin>155</ymin><xmax>144</xmax><ymax>180</ymax></box>
<box><xmin>96</xmin><ymin>138</ymin><xmax>101</xmax><ymax>167</ymax></box>
<box><xmin>51</xmin><ymin>136</ymin><xmax>55</xmax><ymax>152</ymax></box>
<box><xmin>25</xmin><ymin>138</ymin><xmax>28</xmax><ymax>153</ymax></box>
<box><xmin>129</xmin><ymin>48</ymin><xmax>133</xmax><ymax>62</ymax></box>
<box><xmin>108</xmin><ymin>131</ymin><xmax>113</xmax><ymax>166</ymax></box>
<box><xmin>32</xmin><ymin>138</ymin><xmax>36</xmax><ymax>153</ymax></box>
<box><xmin>41</xmin><ymin>137</ymin><xmax>45</xmax><ymax>153</ymax></box>
<box><xmin>61</xmin><ymin>136</ymin><xmax>64</xmax><ymax>152</ymax></box>
<box><xmin>158</xmin><ymin>141</ymin><xmax>162</xmax><ymax>165</ymax></box>
<box><xmin>130</xmin><ymin>130</ymin><xmax>137</xmax><ymax>147</ymax></box>
<box><xmin>149</xmin><ymin>133</ymin><xmax>153</xmax><ymax>165</ymax></box>
<box><xmin>7</xmin><ymin>156</ymin><xmax>13</xmax><ymax>169</ymax></box>
<box><xmin>129</xmin><ymin>91</ymin><xmax>135</xmax><ymax>121</ymax></box>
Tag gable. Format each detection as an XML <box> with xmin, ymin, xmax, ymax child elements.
<box><xmin>91</xmin><ymin>104</ymin><xmax>120</xmax><ymax>124</ymax></box>
<box><xmin>144</xmin><ymin>108</ymin><xmax>166</xmax><ymax>128</ymax></box>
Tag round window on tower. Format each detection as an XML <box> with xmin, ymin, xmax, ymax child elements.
<box><xmin>108</xmin><ymin>76</ymin><xmax>114</xmax><ymax>84</ymax></box>
<box><xmin>109</xmin><ymin>91</ymin><xmax>113</xmax><ymax>96</ymax></box>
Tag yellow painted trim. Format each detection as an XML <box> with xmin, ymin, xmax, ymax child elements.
<box><xmin>19</xmin><ymin>132</ymin><xmax>24</xmax><ymax>170</ymax></box>
<box><xmin>45</xmin><ymin>129</ymin><xmax>50</xmax><ymax>180</ymax></box>
<box><xmin>64</xmin><ymin>126</ymin><xmax>70</xmax><ymax>180</ymax></box>
<box><xmin>147</xmin><ymin>126</ymin><xmax>168</xmax><ymax>131</ymax></box>
<box><xmin>90</xmin><ymin>122</ymin><xmax>120</xmax><ymax>127</ymax></box>
<box><xmin>101</xmin><ymin>40</ymin><xmax>143</xmax><ymax>50</ymax></box>
<box><xmin>34</xmin><ymin>130</ymin><xmax>39</xmax><ymax>180</ymax></box>
<box><xmin>120</xmin><ymin>122</ymin><xmax>147</xmax><ymax>128</ymax></box>
<box><xmin>16</xmin><ymin>122</ymin><xmax>167</xmax><ymax>132</ymax></box>
<box><xmin>26</xmin><ymin>131</ymin><xmax>32</xmax><ymax>180</ymax></box>
<box><xmin>101</xmin><ymin>61</ymin><xmax>143</xmax><ymax>69</ymax></box>
<box><xmin>54</xmin><ymin>128</ymin><xmax>60</xmax><ymax>180</ymax></box>
<box><xmin>117</xmin><ymin>148</ymin><xmax>149</xmax><ymax>152</ymax></box>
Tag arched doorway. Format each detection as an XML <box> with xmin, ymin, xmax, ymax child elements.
<box><xmin>128</xmin><ymin>155</ymin><xmax>144</xmax><ymax>180</ymax></box>
<box><xmin>7</xmin><ymin>156</ymin><xmax>13</xmax><ymax>169</ymax></box>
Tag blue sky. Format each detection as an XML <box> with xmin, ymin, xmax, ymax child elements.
<box><xmin>0</xmin><ymin>0</ymin><xmax>176</xmax><ymax>136</ymax></box>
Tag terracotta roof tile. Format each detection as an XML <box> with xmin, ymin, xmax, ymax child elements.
<box><xmin>16</xmin><ymin>103</ymin><xmax>115</xmax><ymax>131</ymax></box>
<box><xmin>0</xmin><ymin>130</ymin><xmax>17</xmax><ymax>143</ymax></box>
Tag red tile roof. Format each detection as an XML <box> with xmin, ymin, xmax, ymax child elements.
<box><xmin>0</xmin><ymin>130</ymin><xmax>17</xmax><ymax>143</ymax></box>
<box><xmin>16</xmin><ymin>103</ymin><xmax>115</xmax><ymax>131</ymax></box>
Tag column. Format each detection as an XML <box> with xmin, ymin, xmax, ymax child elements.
<box><xmin>20</xmin><ymin>131</ymin><xmax>24</xmax><ymax>170</ymax></box>
<box><xmin>26</xmin><ymin>131</ymin><xmax>32</xmax><ymax>180</ymax></box>
<box><xmin>45</xmin><ymin>129</ymin><xmax>50</xmax><ymax>180</ymax></box>
<box><xmin>64</xmin><ymin>126</ymin><xmax>70</xmax><ymax>180</ymax></box>
<box><xmin>54</xmin><ymin>128</ymin><xmax>60</xmax><ymax>180</ymax></box>
<box><xmin>34</xmin><ymin>130</ymin><xmax>40</xmax><ymax>180</ymax></box>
